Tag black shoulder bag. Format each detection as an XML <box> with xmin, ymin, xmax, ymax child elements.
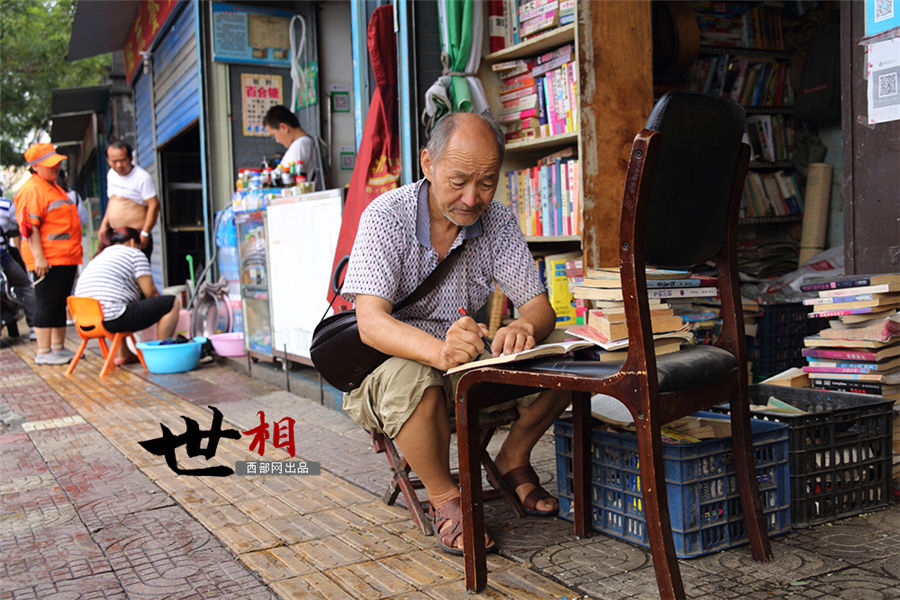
<box><xmin>310</xmin><ymin>243</ymin><xmax>465</xmax><ymax>392</ymax></box>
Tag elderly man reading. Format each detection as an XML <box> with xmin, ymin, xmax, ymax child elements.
<box><xmin>340</xmin><ymin>112</ymin><xmax>570</xmax><ymax>556</ymax></box>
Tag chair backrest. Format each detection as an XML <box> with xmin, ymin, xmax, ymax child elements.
<box><xmin>641</xmin><ymin>91</ymin><xmax>747</xmax><ymax>268</ymax></box>
<box><xmin>67</xmin><ymin>296</ymin><xmax>111</xmax><ymax>339</ymax></box>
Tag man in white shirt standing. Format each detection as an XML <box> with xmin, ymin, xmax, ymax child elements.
<box><xmin>98</xmin><ymin>141</ymin><xmax>159</xmax><ymax>259</ymax></box>
<box><xmin>263</xmin><ymin>105</ymin><xmax>319</xmax><ymax>189</ymax></box>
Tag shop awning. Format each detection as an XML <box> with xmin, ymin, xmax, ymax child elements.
<box><xmin>67</xmin><ymin>0</ymin><xmax>140</xmax><ymax>60</ymax></box>
<box><xmin>50</xmin><ymin>86</ymin><xmax>109</xmax><ymax>145</ymax></box>
<box><xmin>52</xmin><ymin>85</ymin><xmax>109</xmax><ymax>116</ymax></box>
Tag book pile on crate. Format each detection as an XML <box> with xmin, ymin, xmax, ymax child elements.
<box><xmin>504</xmin><ymin>146</ymin><xmax>581</xmax><ymax>236</ymax></box>
<box><xmin>799</xmin><ymin>273</ymin><xmax>900</xmax><ymax>400</ymax></box>
<box><xmin>564</xmin><ymin>267</ymin><xmax>716</xmax><ymax>352</ymax></box>
<box><xmin>488</xmin><ymin>0</ymin><xmax>575</xmax><ymax>52</ymax></box>
<box><xmin>798</xmin><ymin>272</ymin><xmax>900</xmax><ymax>496</ymax></box>
<box><xmin>493</xmin><ymin>42</ymin><xmax>578</xmax><ymax>142</ymax></box>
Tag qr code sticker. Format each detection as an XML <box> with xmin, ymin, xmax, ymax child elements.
<box><xmin>874</xmin><ymin>0</ymin><xmax>894</xmax><ymax>22</ymax></box>
<box><xmin>878</xmin><ymin>72</ymin><xmax>898</xmax><ymax>99</ymax></box>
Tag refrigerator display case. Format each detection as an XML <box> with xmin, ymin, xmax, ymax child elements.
<box><xmin>235</xmin><ymin>209</ymin><xmax>273</xmax><ymax>358</ymax></box>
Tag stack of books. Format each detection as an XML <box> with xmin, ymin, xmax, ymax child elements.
<box><xmin>493</xmin><ymin>42</ymin><xmax>577</xmax><ymax>142</ymax></box>
<box><xmin>799</xmin><ymin>273</ymin><xmax>900</xmax><ymax>400</ymax></box>
<box><xmin>565</xmin><ymin>267</ymin><xmax>718</xmax><ymax>350</ymax></box>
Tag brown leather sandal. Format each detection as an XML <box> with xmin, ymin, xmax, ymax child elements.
<box><xmin>430</xmin><ymin>497</ymin><xmax>496</xmax><ymax>556</ymax></box>
<box><xmin>501</xmin><ymin>465</ymin><xmax>559</xmax><ymax>517</ymax></box>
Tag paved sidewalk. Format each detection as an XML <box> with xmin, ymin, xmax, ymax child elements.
<box><xmin>1</xmin><ymin>334</ymin><xmax>898</xmax><ymax>599</ymax></box>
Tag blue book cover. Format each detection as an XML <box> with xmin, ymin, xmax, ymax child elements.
<box><xmin>553</xmin><ymin>157</ymin><xmax>563</xmax><ymax>236</ymax></box>
<box><xmin>539</xmin><ymin>165</ymin><xmax>551</xmax><ymax>236</ymax></box>
<box><xmin>536</xmin><ymin>76</ymin><xmax>548</xmax><ymax>132</ymax></box>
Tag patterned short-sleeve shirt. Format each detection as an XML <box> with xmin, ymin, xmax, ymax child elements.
<box><xmin>341</xmin><ymin>179</ymin><xmax>546</xmax><ymax>339</ymax></box>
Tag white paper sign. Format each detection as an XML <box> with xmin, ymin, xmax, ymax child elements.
<box><xmin>867</xmin><ymin>37</ymin><xmax>900</xmax><ymax>124</ymax></box>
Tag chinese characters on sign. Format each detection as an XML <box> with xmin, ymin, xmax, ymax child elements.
<box><xmin>242</xmin><ymin>410</ymin><xmax>296</xmax><ymax>457</ymax></box>
<box><xmin>139</xmin><ymin>406</ymin><xmax>317</xmax><ymax>476</ymax></box>
<box><xmin>139</xmin><ymin>406</ymin><xmax>240</xmax><ymax>476</ymax></box>
<box><xmin>241</xmin><ymin>73</ymin><xmax>283</xmax><ymax>136</ymax></box>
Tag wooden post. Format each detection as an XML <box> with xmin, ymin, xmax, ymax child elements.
<box><xmin>577</xmin><ymin>0</ymin><xmax>654</xmax><ymax>268</ymax></box>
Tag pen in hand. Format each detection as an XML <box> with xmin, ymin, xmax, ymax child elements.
<box><xmin>458</xmin><ymin>307</ymin><xmax>494</xmax><ymax>349</ymax></box>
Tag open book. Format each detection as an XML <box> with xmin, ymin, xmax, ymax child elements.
<box><xmin>445</xmin><ymin>340</ymin><xmax>595</xmax><ymax>375</ymax></box>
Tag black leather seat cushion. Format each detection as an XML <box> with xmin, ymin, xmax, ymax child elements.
<box><xmin>522</xmin><ymin>344</ymin><xmax>737</xmax><ymax>393</ymax></box>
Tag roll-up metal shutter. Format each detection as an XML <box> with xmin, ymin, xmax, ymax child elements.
<box><xmin>153</xmin><ymin>5</ymin><xmax>199</xmax><ymax>147</ymax></box>
<box><xmin>132</xmin><ymin>71</ymin><xmax>165</xmax><ymax>290</ymax></box>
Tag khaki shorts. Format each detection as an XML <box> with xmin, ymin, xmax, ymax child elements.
<box><xmin>343</xmin><ymin>353</ymin><xmax>542</xmax><ymax>438</ymax></box>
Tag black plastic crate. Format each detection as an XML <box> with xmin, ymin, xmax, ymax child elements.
<box><xmin>713</xmin><ymin>384</ymin><xmax>893</xmax><ymax>527</ymax></box>
<box><xmin>747</xmin><ymin>303</ymin><xmax>827</xmax><ymax>380</ymax></box>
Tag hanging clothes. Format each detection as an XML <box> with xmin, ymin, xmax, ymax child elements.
<box><xmin>422</xmin><ymin>0</ymin><xmax>489</xmax><ymax>137</ymax></box>
<box><xmin>327</xmin><ymin>5</ymin><xmax>401</xmax><ymax>312</ymax></box>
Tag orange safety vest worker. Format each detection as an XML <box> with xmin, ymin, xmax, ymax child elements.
<box><xmin>15</xmin><ymin>173</ymin><xmax>83</xmax><ymax>271</ymax></box>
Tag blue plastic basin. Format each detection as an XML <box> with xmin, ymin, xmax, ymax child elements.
<box><xmin>136</xmin><ymin>336</ymin><xmax>207</xmax><ymax>374</ymax></box>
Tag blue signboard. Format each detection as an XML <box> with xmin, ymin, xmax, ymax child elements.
<box><xmin>212</xmin><ymin>2</ymin><xmax>294</xmax><ymax>67</ymax></box>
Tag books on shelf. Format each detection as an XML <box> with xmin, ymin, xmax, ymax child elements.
<box><xmin>741</xmin><ymin>171</ymin><xmax>803</xmax><ymax>218</ymax></box>
<box><xmin>542</xmin><ymin>251</ymin><xmax>581</xmax><ymax>326</ymax></box>
<box><xmin>688</xmin><ymin>56</ymin><xmax>792</xmax><ymax>107</ymax></box>
<box><xmin>693</xmin><ymin>3</ymin><xmax>784</xmax><ymax>50</ymax></box>
<box><xmin>503</xmin><ymin>148</ymin><xmax>580</xmax><ymax>237</ymax></box>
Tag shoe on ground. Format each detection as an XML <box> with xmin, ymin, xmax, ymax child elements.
<box><xmin>35</xmin><ymin>350</ymin><xmax>72</xmax><ymax>365</ymax></box>
<box><xmin>53</xmin><ymin>348</ymin><xmax>76</xmax><ymax>360</ymax></box>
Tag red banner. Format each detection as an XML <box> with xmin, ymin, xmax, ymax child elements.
<box><xmin>123</xmin><ymin>0</ymin><xmax>179</xmax><ymax>83</ymax></box>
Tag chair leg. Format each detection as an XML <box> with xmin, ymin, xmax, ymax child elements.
<box><xmin>572</xmin><ymin>392</ymin><xmax>593</xmax><ymax>537</ymax></box>
<box><xmin>731</xmin><ymin>386</ymin><xmax>772</xmax><ymax>562</ymax></box>
<box><xmin>64</xmin><ymin>338</ymin><xmax>89</xmax><ymax>377</ymax></box>
<box><xmin>97</xmin><ymin>337</ymin><xmax>109</xmax><ymax>358</ymax></box>
<box><xmin>129</xmin><ymin>334</ymin><xmax>148</xmax><ymax>370</ymax></box>
<box><xmin>380</xmin><ymin>433</ymin><xmax>433</xmax><ymax>536</ymax></box>
<box><xmin>457</xmin><ymin>386</ymin><xmax>487</xmax><ymax>593</ymax></box>
<box><xmin>635</xmin><ymin>414</ymin><xmax>685</xmax><ymax>600</ymax></box>
<box><xmin>101</xmin><ymin>334</ymin><xmax>124</xmax><ymax>378</ymax></box>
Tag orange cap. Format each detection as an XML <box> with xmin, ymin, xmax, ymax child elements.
<box><xmin>24</xmin><ymin>143</ymin><xmax>66</xmax><ymax>168</ymax></box>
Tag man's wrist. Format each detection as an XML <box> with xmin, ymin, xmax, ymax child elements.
<box><xmin>140</xmin><ymin>230</ymin><xmax>150</xmax><ymax>238</ymax></box>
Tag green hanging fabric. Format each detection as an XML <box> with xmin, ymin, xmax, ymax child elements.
<box><xmin>445</xmin><ymin>0</ymin><xmax>473</xmax><ymax>113</ymax></box>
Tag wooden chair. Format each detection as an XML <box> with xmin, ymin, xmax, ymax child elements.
<box><xmin>454</xmin><ymin>91</ymin><xmax>770</xmax><ymax>599</ymax></box>
<box><xmin>65</xmin><ymin>296</ymin><xmax>147</xmax><ymax>378</ymax></box>
<box><xmin>372</xmin><ymin>407</ymin><xmax>524</xmax><ymax>536</ymax></box>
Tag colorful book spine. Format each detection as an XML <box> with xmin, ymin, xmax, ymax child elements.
<box><xmin>803</xmin><ymin>365</ymin><xmax>882</xmax><ymax>374</ymax></box>
<box><xmin>802</xmin><ymin>348</ymin><xmax>885</xmax><ymax>361</ymax></box>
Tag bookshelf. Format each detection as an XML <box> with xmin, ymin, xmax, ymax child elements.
<box><xmin>672</xmin><ymin>3</ymin><xmax>806</xmax><ymax>244</ymax></box>
<box><xmin>481</xmin><ymin>11</ymin><xmax>581</xmax><ymax>244</ymax></box>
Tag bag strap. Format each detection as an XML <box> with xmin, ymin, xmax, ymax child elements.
<box><xmin>392</xmin><ymin>240</ymin><xmax>465</xmax><ymax>313</ymax></box>
<box><xmin>319</xmin><ymin>240</ymin><xmax>466</xmax><ymax>321</ymax></box>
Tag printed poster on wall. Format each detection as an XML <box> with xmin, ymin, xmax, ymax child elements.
<box><xmin>865</xmin><ymin>0</ymin><xmax>900</xmax><ymax>37</ymax></box>
<box><xmin>241</xmin><ymin>73</ymin><xmax>283</xmax><ymax>136</ymax></box>
<box><xmin>212</xmin><ymin>2</ymin><xmax>293</xmax><ymax>67</ymax></box>
<box><xmin>867</xmin><ymin>37</ymin><xmax>900</xmax><ymax>124</ymax></box>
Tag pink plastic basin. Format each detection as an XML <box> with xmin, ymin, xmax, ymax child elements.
<box><xmin>209</xmin><ymin>332</ymin><xmax>245</xmax><ymax>356</ymax></box>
